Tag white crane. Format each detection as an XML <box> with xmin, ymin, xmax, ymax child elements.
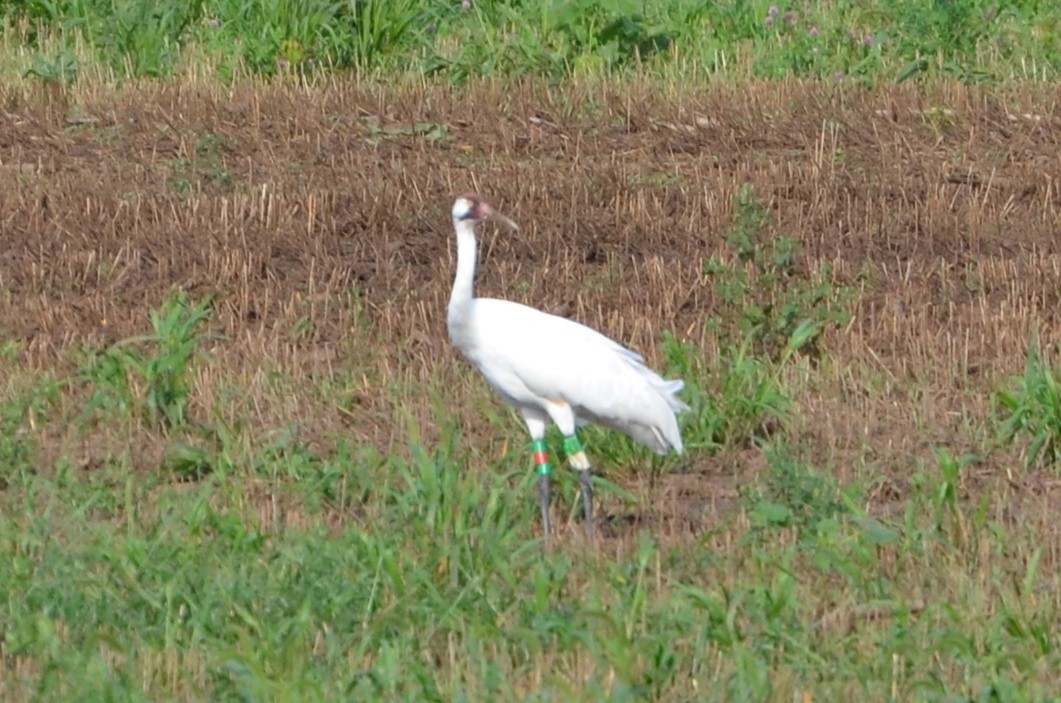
<box><xmin>446</xmin><ymin>193</ymin><xmax>688</xmax><ymax>540</ymax></box>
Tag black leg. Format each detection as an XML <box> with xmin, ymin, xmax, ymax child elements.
<box><xmin>538</xmin><ymin>472</ymin><xmax>552</xmax><ymax>545</ymax></box>
<box><xmin>579</xmin><ymin>467</ymin><xmax>594</xmax><ymax>536</ymax></box>
<box><xmin>563</xmin><ymin>434</ymin><xmax>595</xmax><ymax>538</ymax></box>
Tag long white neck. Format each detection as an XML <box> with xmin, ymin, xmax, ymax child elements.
<box><xmin>447</xmin><ymin>218</ymin><xmax>479</xmax><ymax>329</ymax></box>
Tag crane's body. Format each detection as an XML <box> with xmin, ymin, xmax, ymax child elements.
<box><xmin>449</xmin><ymin>297</ymin><xmax>685</xmax><ymax>453</ymax></box>
<box><xmin>447</xmin><ymin>194</ymin><xmax>687</xmax><ymax>541</ymax></box>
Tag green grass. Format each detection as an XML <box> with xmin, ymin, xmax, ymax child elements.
<box><xmin>2</xmin><ymin>0</ymin><xmax>1060</xmax><ymax>85</ymax></box>
<box><xmin>1</xmin><ymin>419</ymin><xmax>1057</xmax><ymax>700</ymax></box>
<box><xmin>81</xmin><ymin>292</ymin><xmax>215</xmax><ymax>431</ymax></box>
<box><xmin>997</xmin><ymin>340</ymin><xmax>1061</xmax><ymax>468</ymax></box>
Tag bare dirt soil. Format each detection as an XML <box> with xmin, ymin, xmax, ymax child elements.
<box><xmin>3</xmin><ymin>78</ymin><xmax>1061</xmax><ymax>544</ymax></box>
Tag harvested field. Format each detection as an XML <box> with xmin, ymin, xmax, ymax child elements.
<box><xmin>4</xmin><ymin>79</ymin><xmax>1060</xmax><ymax>494</ymax></box>
<box><xmin>3</xmin><ymin>77</ymin><xmax>1061</xmax><ymax>699</ymax></box>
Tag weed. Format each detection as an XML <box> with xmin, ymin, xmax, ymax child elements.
<box><xmin>668</xmin><ymin>186</ymin><xmax>850</xmax><ymax>452</ymax></box>
<box><xmin>997</xmin><ymin>341</ymin><xmax>1061</xmax><ymax>468</ymax></box>
<box><xmin>913</xmin><ymin>447</ymin><xmax>982</xmax><ymax>547</ymax></box>
<box><xmin>706</xmin><ymin>185</ymin><xmax>851</xmax><ymax>364</ymax></box>
<box><xmin>362</xmin><ymin>120</ymin><xmax>452</xmax><ymax>146</ymax></box>
<box><xmin>92</xmin><ymin>0</ymin><xmax>200</xmax><ymax>77</ymax></box>
<box><xmin>743</xmin><ymin>443</ymin><xmax>849</xmax><ymax>539</ymax></box>
<box><xmin>546</xmin><ymin>0</ymin><xmax>678</xmax><ymax>73</ymax></box>
<box><xmin>196</xmin><ymin>0</ymin><xmax>425</xmax><ymax>77</ymax></box>
<box><xmin>83</xmin><ymin>292</ymin><xmax>215</xmax><ymax>431</ymax></box>
<box><xmin>665</xmin><ymin>332</ymin><xmax>791</xmax><ymax>452</ymax></box>
<box><xmin>167</xmin><ymin>131</ymin><xmax>234</xmax><ymax>196</ymax></box>
<box><xmin>0</xmin><ymin>377</ymin><xmax>57</xmax><ymax>487</ymax></box>
<box><xmin>23</xmin><ymin>50</ymin><xmax>79</xmax><ymax>85</ymax></box>
<box><xmin>889</xmin><ymin>0</ymin><xmax>1002</xmax><ymax>82</ymax></box>
<box><xmin>136</xmin><ymin>292</ymin><xmax>215</xmax><ymax>428</ymax></box>
<box><xmin>346</xmin><ymin>0</ymin><xmax>422</xmax><ymax>70</ymax></box>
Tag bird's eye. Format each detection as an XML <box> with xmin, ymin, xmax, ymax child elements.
<box><xmin>456</xmin><ymin>201</ymin><xmax>476</xmax><ymax>220</ymax></box>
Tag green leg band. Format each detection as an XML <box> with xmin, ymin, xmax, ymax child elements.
<box><xmin>563</xmin><ymin>435</ymin><xmax>584</xmax><ymax>456</ymax></box>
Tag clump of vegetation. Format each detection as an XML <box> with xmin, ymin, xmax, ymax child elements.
<box><xmin>0</xmin><ymin>376</ymin><xmax>58</xmax><ymax>488</ymax></box>
<box><xmin>665</xmin><ymin>331</ymin><xmax>792</xmax><ymax>452</ymax></box>
<box><xmin>666</xmin><ymin>186</ymin><xmax>851</xmax><ymax>453</ymax></box>
<box><xmin>167</xmin><ymin>130</ymin><xmax>235</xmax><ymax>197</ymax></box>
<box><xmin>425</xmin><ymin>0</ymin><xmax>685</xmax><ymax>81</ymax></box>
<box><xmin>705</xmin><ymin>185</ymin><xmax>851</xmax><ymax>364</ymax></box>
<box><xmin>997</xmin><ymin>341</ymin><xmax>1061</xmax><ymax>468</ymax></box>
<box><xmin>83</xmin><ymin>292</ymin><xmax>214</xmax><ymax>431</ymax></box>
<box><xmin>742</xmin><ymin>443</ymin><xmax>850</xmax><ymax>539</ymax></box>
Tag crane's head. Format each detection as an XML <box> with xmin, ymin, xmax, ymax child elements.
<box><xmin>452</xmin><ymin>193</ymin><xmax>519</xmax><ymax>231</ymax></box>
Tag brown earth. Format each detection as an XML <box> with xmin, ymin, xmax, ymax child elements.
<box><xmin>3</xmin><ymin>77</ymin><xmax>1061</xmax><ymax>544</ymax></box>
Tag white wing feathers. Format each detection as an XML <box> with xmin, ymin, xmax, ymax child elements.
<box><xmin>454</xmin><ymin>298</ymin><xmax>687</xmax><ymax>455</ymax></box>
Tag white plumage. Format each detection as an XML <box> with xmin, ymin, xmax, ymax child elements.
<box><xmin>451</xmin><ymin>298</ymin><xmax>686</xmax><ymax>452</ymax></box>
<box><xmin>446</xmin><ymin>193</ymin><xmax>687</xmax><ymax>539</ymax></box>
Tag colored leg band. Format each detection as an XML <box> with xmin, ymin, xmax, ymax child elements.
<box><xmin>563</xmin><ymin>435</ymin><xmax>584</xmax><ymax>455</ymax></box>
<box><xmin>531</xmin><ymin>439</ymin><xmax>552</xmax><ymax>476</ymax></box>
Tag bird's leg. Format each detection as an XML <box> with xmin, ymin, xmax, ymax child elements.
<box><xmin>563</xmin><ymin>435</ymin><xmax>594</xmax><ymax>536</ymax></box>
<box><xmin>531</xmin><ymin>439</ymin><xmax>553</xmax><ymax>544</ymax></box>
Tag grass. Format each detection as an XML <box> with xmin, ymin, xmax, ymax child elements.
<box><xmin>998</xmin><ymin>341</ymin><xmax>1061</xmax><ymax>468</ymax></box>
<box><xmin>3</xmin><ymin>58</ymin><xmax>1061</xmax><ymax>699</ymax></box>
<box><xmin>2</xmin><ymin>420</ymin><xmax>1058</xmax><ymax>700</ymax></box>
<box><xmin>2</xmin><ymin>0</ymin><xmax>1061</xmax><ymax>85</ymax></box>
